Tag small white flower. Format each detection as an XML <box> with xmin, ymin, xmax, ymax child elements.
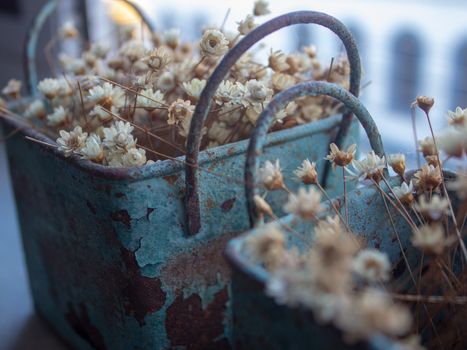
<box><xmin>215</xmin><ymin>80</ymin><xmax>247</xmax><ymax>105</ymax></box>
<box><xmin>207</xmin><ymin>121</ymin><xmax>230</xmax><ymax>144</ymax></box>
<box><xmin>88</xmin><ymin>82</ymin><xmax>124</xmax><ymax>109</ymax></box>
<box><xmin>245</xmin><ymin>79</ymin><xmax>272</xmax><ymax>103</ymax></box>
<box><xmin>293</xmin><ymin>159</ymin><xmax>318</xmax><ymax>185</ymax></box>
<box><xmin>144</xmin><ymin>47</ymin><xmax>172</xmax><ymax>72</ymax></box>
<box><xmin>25</xmin><ymin>99</ymin><xmax>46</xmax><ymax>119</ymax></box>
<box><xmin>90</xmin><ymin>105</ymin><xmax>117</xmax><ymax>122</ymax></box>
<box><xmin>90</xmin><ymin>41</ymin><xmax>110</xmax><ymax>58</ymax></box>
<box><xmin>199</xmin><ymin>29</ymin><xmax>229</xmax><ymax>57</ymax></box>
<box><xmin>47</xmin><ymin>106</ymin><xmax>69</xmax><ymax>126</ymax></box>
<box><xmin>56</xmin><ymin>126</ymin><xmax>88</xmax><ymax>157</ymax></box>
<box><xmin>119</xmin><ymin>40</ymin><xmax>146</xmax><ymax>62</ymax></box>
<box><xmin>346</xmin><ymin>151</ymin><xmax>386</xmax><ymax>182</ymax></box>
<box><xmin>283</xmin><ymin>187</ymin><xmax>323</xmax><ymax>220</ymax></box>
<box><xmin>60</xmin><ymin>21</ymin><xmax>78</xmax><ymax>38</ymax></box>
<box><xmin>414</xmin><ymin>194</ymin><xmax>450</xmax><ymax>221</ymax></box>
<box><xmin>259</xmin><ymin>160</ymin><xmax>284</xmax><ymax>191</ymax></box>
<box><xmin>182</xmin><ymin>78</ymin><xmax>206</xmax><ymax>100</ymax></box>
<box><xmin>157</xmin><ymin>71</ymin><xmax>176</xmax><ymax>92</ymax></box>
<box><xmin>237</xmin><ymin>14</ymin><xmax>256</xmax><ymax>35</ymax></box>
<box><xmin>103</xmin><ymin>121</ymin><xmax>136</xmax><ymax>150</ymax></box>
<box><xmin>253</xmin><ymin>0</ymin><xmax>270</xmax><ymax>16</ymax></box>
<box><xmin>38</xmin><ymin>78</ymin><xmax>71</xmax><ymax>99</ymax></box>
<box><xmin>352</xmin><ymin>249</ymin><xmax>391</xmax><ymax>282</ymax></box>
<box><xmin>167</xmin><ymin>99</ymin><xmax>194</xmax><ymax>125</ymax></box>
<box><xmin>136</xmin><ymin>88</ymin><xmax>165</xmax><ymax>110</ymax></box>
<box><xmin>447</xmin><ymin>171</ymin><xmax>467</xmax><ymax>199</ymax></box>
<box><xmin>122</xmin><ymin>148</ymin><xmax>147</xmax><ymax>167</ymax></box>
<box><xmin>447</xmin><ymin>106</ymin><xmax>467</xmax><ymax>128</ymax></box>
<box><xmin>436</xmin><ymin>128</ymin><xmax>466</xmax><ymax>158</ymax></box>
<box><xmin>391</xmin><ymin>181</ymin><xmax>414</xmax><ymax>205</ymax></box>
<box><xmin>79</xmin><ymin>134</ymin><xmax>104</xmax><ymax>162</ymax></box>
<box><xmin>412</xmin><ymin>223</ymin><xmax>445</xmax><ymax>255</ymax></box>
<box><xmin>59</xmin><ymin>54</ymin><xmax>86</xmax><ymax>75</ymax></box>
<box><xmin>387</xmin><ymin>153</ymin><xmax>406</xmax><ymax>177</ymax></box>
<box><xmin>162</xmin><ymin>28</ymin><xmax>181</xmax><ymax>48</ymax></box>
<box><xmin>2</xmin><ymin>79</ymin><xmax>21</xmax><ymax>99</ymax></box>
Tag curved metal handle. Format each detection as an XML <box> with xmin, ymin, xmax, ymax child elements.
<box><xmin>244</xmin><ymin>81</ymin><xmax>385</xmax><ymax>226</ymax></box>
<box><xmin>185</xmin><ymin>11</ymin><xmax>362</xmax><ymax>235</ymax></box>
<box><xmin>23</xmin><ymin>0</ymin><xmax>155</xmax><ymax>96</ymax></box>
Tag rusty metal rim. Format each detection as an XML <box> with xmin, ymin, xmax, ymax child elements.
<box><xmin>2</xmin><ymin>103</ymin><xmax>344</xmax><ymax>181</ymax></box>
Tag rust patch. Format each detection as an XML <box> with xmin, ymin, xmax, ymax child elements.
<box><xmin>220</xmin><ymin>197</ymin><xmax>236</xmax><ymax>213</ymax></box>
<box><xmin>165</xmin><ymin>287</ymin><xmax>230</xmax><ymax>350</ymax></box>
<box><xmin>111</xmin><ymin>209</ymin><xmax>131</xmax><ymax>229</ymax></box>
<box><xmin>160</xmin><ymin>232</ymin><xmax>238</xmax><ymax>291</ymax></box>
<box><xmin>206</xmin><ymin>197</ymin><xmax>215</xmax><ymax>210</ymax></box>
<box><xmin>65</xmin><ymin>303</ymin><xmax>107</xmax><ymax>350</ymax></box>
<box><xmin>121</xmin><ymin>248</ymin><xmax>166</xmax><ymax>326</ymax></box>
<box><xmin>164</xmin><ymin>174</ymin><xmax>179</xmax><ymax>185</ymax></box>
<box><xmin>226</xmin><ymin>147</ymin><xmax>236</xmax><ymax>156</ymax></box>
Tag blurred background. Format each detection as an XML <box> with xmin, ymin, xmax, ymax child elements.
<box><xmin>1</xmin><ymin>0</ymin><xmax>466</xmax><ymax>348</ymax></box>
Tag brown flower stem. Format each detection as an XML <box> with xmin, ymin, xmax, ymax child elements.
<box><xmin>381</xmin><ymin>174</ymin><xmax>420</xmax><ymax>228</ymax></box>
<box><xmin>316</xmin><ymin>182</ymin><xmax>351</xmax><ymax>233</ymax></box>
<box><xmin>424</xmin><ymin>110</ymin><xmax>467</xmax><ymax>262</ymax></box>
<box><xmin>191</xmin><ymin>56</ymin><xmax>206</xmax><ymax>74</ymax></box>
<box><xmin>391</xmin><ymin>293</ymin><xmax>467</xmax><ymax>304</ymax></box>
<box><xmin>342</xmin><ymin>167</ymin><xmax>349</xmax><ymax>225</ymax></box>
<box><xmin>411</xmin><ymin>104</ymin><xmax>421</xmax><ymax>169</ymax></box>
<box><xmin>24</xmin><ymin>136</ymin><xmax>57</xmax><ymax>148</ymax></box>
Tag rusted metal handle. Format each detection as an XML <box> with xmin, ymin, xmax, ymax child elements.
<box><xmin>244</xmin><ymin>81</ymin><xmax>385</xmax><ymax>227</ymax></box>
<box><xmin>23</xmin><ymin>0</ymin><xmax>155</xmax><ymax>96</ymax></box>
<box><xmin>185</xmin><ymin>11</ymin><xmax>362</xmax><ymax>235</ymax></box>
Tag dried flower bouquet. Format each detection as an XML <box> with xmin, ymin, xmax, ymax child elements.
<box><xmin>230</xmin><ymin>89</ymin><xmax>466</xmax><ymax>349</ymax></box>
<box><xmin>1</xmin><ymin>0</ymin><xmax>350</xmax><ymax>168</ymax></box>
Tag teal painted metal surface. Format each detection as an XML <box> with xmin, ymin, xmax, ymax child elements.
<box><xmin>5</xmin><ymin>3</ymin><xmax>363</xmax><ymax>349</ymax></box>
<box><xmin>225</xmin><ymin>173</ymin><xmax>460</xmax><ymax>350</ymax></box>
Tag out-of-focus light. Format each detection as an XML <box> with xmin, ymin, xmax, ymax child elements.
<box><xmin>105</xmin><ymin>0</ymin><xmax>141</xmax><ymax>25</ymax></box>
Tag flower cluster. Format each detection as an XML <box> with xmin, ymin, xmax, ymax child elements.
<box><xmin>3</xmin><ymin>0</ymin><xmax>350</xmax><ymax>167</ymax></box>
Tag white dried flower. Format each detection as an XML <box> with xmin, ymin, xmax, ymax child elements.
<box><xmin>88</xmin><ymin>82</ymin><xmax>124</xmax><ymax>109</ymax></box>
<box><xmin>436</xmin><ymin>128</ymin><xmax>466</xmax><ymax>158</ymax></box>
<box><xmin>119</xmin><ymin>40</ymin><xmax>146</xmax><ymax>62</ymax></box>
<box><xmin>167</xmin><ymin>99</ymin><xmax>194</xmax><ymax>125</ymax></box>
<box><xmin>293</xmin><ymin>159</ymin><xmax>318</xmax><ymax>185</ymax></box>
<box><xmin>244</xmin><ymin>225</ymin><xmax>286</xmax><ymax>270</ymax></box>
<box><xmin>56</xmin><ymin>126</ymin><xmax>88</xmax><ymax>157</ymax></box>
<box><xmin>346</xmin><ymin>151</ymin><xmax>386</xmax><ymax>182</ymax></box>
<box><xmin>90</xmin><ymin>42</ymin><xmax>110</xmax><ymax>59</ymax></box>
<box><xmin>182</xmin><ymin>78</ymin><xmax>206</xmax><ymax>100</ymax></box>
<box><xmin>413</xmin><ymin>164</ymin><xmax>442</xmax><ymax>193</ymax></box>
<box><xmin>79</xmin><ymin>134</ymin><xmax>104</xmax><ymax>162</ymax></box>
<box><xmin>245</xmin><ymin>79</ymin><xmax>271</xmax><ymax>103</ymax></box>
<box><xmin>387</xmin><ymin>153</ymin><xmax>406</xmax><ymax>177</ymax></box>
<box><xmin>237</xmin><ymin>14</ymin><xmax>256</xmax><ymax>35</ymax></box>
<box><xmin>144</xmin><ymin>47</ymin><xmax>171</xmax><ymax>72</ymax></box>
<box><xmin>447</xmin><ymin>106</ymin><xmax>467</xmax><ymax>127</ymax></box>
<box><xmin>253</xmin><ymin>0</ymin><xmax>270</xmax><ymax>16</ymax></box>
<box><xmin>418</xmin><ymin>136</ymin><xmax>436</xmax><ymax>157</ymax></box>
<box><xmin>136</xmin><ymin>88</ymin><xmax>165</xmax><ymax>110</ymax></box>
<box><xmin>47</xmin><ymin>106</ymin><xmax>69</xmax><ymax>126</ymax></box>
<box><xmin>122</xmin><ymin>147</ymin><xmax>147</xmax><ymax>167</ymax></box>
<box><xmin>268</xmin><ymin>50</ymin><xmax>290</xmax><ymax>72</ymax></box>
<box><xmin>59</xmin><ymin>55</ymin><xmax>86</xmax><ymax>75</ymax></box>
<box><xmin>414</xmin><ymin>195</ymin><xmax>450</xmax><ymax>221</ymax></box>
<box><xmin>283</xmin><ymin>187</ymin><xmax>323</xmax><ymax>220</ymax></box>
<box><xmin>352</xmin><ymin>249</ymin><xmax>391</xmax><ymax>282</ymax></box>
<box><xmin>215</xmin><ymin>80</ymin><xmax>246</xmax><ymax>105</ymax></box>
<box><xmin>391</xmin><ymin>181</ymin><xmax>414</xmax><ymax>205</ymax></box>
<box><xmin>259</xmin><ymin>160</ymin><xmax>284</xmax><ymax>191</ymax></box>
<box><xmin>412</xmin><ymin>223</ymin><xmax>445</xmax><ymax>255</ymax></box>
<box><xmin>325</xmin><ymin>143</ymin><xmax>357</xmax><ymax>169</ymax></box>
<box><xmin>91</xmin><ymin>105</ymin><xmax>117</xmax><ymax>122</ymax></box>
<box><xmin>103</xmin><ymin>121</ymin><xmax>136</xmax><ymax>150</ymax></box>
<box><xmin>2</xmin><ymin>79</ymin><xmax>21</xmax><ymax>99</ymax></box>
<box><xmin>25</xmin><ymin>99</ymin><xmax>46</xmax><ymax>119</ymax></box>
<box><xmin>162</xmin><ymin>28</ymin><xmax>181</xmax><ymax>49</ymax></box>
<box><xmin>447</xmin><ymin>171</ymin><xmax>467</xmax><ymax>199</ymax></box>
<box><xmin>60</xmin><ymin>21</ymin><xmax>78</xmax><ymax>38</ymax></box>
<box><xmin>199</xmin><ymin>29</ymin><xmax>229</xmax><ymax>57</ymax></box>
